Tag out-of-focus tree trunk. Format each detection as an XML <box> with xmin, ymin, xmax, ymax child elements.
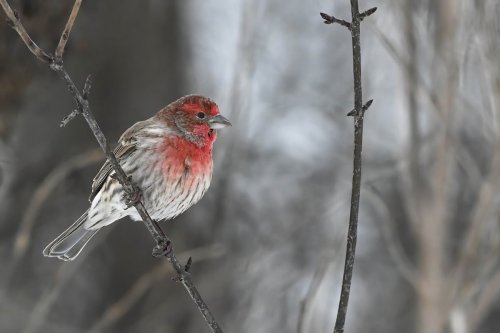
<box><xmin>416</xmin><ymin>1</ymin><xmax>457</xmax><ymax>333</ymax></box>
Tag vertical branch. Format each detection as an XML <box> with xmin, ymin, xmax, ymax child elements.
<box><xmin>321</xmin><ymin>2</ymin><xmax>376</xmax><ymax>333</ymax></box>
<box><xmin>335</xmin><ymin>2</ymin><xmax>363</xmax><ymax>332</ymax></box>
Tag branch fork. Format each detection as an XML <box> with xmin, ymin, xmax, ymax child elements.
<box><xmin>320</xmin><ymin>7</ymin><xmax>376</xmax><ymax>31</ymax></box>
<box><xmin>60</xmin><ymin>75</ymin><xmax>91</xmax><ymax>126</ymax></box>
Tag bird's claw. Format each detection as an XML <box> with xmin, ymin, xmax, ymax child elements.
<box><xmin>152</xmin><ymin>240</ymin><xmax>172</xmax><ymax>258</ymax></box>
<box><xmin>122</xmin><ymin>177</ymin><xmax>142</xmax><ymax>209</ymax></box>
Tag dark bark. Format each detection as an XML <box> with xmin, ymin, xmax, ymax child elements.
<box><xmin>320</xmin><ymin>2</ymin><xmax>376</xmax><ymax>332</ymax></box>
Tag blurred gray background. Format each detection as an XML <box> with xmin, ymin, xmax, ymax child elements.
<box><xmin>1</xmin><ymin>0</ymin><xmax>500</xmax><ymax>332</ymax></box>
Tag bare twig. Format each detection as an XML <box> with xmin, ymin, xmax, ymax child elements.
<box><xmin>320</xmin><ymin>12</ymin><xmax>351</xmax><ymax>31</ymax></box>
<box><xmin>60</xmin><ymin>109</ymin><xmax>79</xmax><ymax>127</ymax></box>
<box><xmin>0</xmin><ymin>1</ymin><xmax>52</xmax><ymax>63</ymax></box>
<box><xmin>0</xmin><ymin>1</ymin><xmax>223</xmax><ymax>332</ymax></box>
<box><xmin>60</xmin><ymin>75</ymin><xmax>90</xmax><ymax>127</ymax></box>
<box><xmin>321</xmin><ymin>1</ymin><xmax>375</xmax><ymax>332</ymax></box>
<box><xmin>54</xmin><ymin>0</ymin><xmax>81</xmax><ymax>62</ymax></box>
<box><xmin>82</xmin><ymin>74</ymin><xmax>92</xmax><ymax>99</ymax></box>
<box><xmin>320</xmin><ymin>7</ymin><xmax>376</xmax><ymax>31</ymax></box>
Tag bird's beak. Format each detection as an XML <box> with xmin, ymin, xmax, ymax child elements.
<box><xmin>208</xmin><ymin>114</ymin><xmax>232</xmax><ymax>129</ymax></box>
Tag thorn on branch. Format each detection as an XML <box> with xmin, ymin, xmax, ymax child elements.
<box><xmin>185</xmin><ymin>257</ymin><xmax>193</xmax><ymax>272</ymax></box>
<box><xmin>347</xmin><ymin>99</ymin><xmax>374</xmax><ymax>117</ymax></box>
<box><xmin>152</xmin><ymin>240</ymin><xmax>172</xmax><ymax>258</ymax></box>
<box><xmin>359</xmin><ymin>7</ymin><xmax>377</xmax><ymax>21</ymax></box>
<box><xmin>320</xmin><ymin>12</ymin><xmax>351</xmax><ymax>31</ymax></box>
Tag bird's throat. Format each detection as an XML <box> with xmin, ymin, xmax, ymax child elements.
<box><xmin>158</xmin><ymin>135</ymin><xmax>213</xmax><ymax>179</ymax></box>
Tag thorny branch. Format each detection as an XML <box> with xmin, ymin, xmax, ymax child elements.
<box><xmin>320</xmin><ymin>2</ymin><xmax>376</xmax><ymax>333</ymax></box>
<box><xmin>0</xmin><ymin>1</ymin><xmax>223</xmax><ymax>332</ymax></box>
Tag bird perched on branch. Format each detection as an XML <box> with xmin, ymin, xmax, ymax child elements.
<box><xmin>43</xmin><ymin>95</ymin><xmax>231</xmax><ymax>261</ymax></box>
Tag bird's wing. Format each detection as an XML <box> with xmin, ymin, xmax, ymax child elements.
<box><xmin>89</xmin><ymin>119</ymin><xmax>152</xmax><ymax>202</ymax></box>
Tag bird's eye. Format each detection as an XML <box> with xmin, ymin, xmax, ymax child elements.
<box><xmin>196</xmin><ymin>112</ymin><xmax>206</xmax><ymax>119</ymax></box>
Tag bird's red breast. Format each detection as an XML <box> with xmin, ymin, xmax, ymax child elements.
<box><xmin>157</xmin><ymin>134</ymin><xmax>213</xmax><ymax>183</ymax></box>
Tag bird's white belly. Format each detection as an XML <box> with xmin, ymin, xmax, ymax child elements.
<box><xmin>86</xmin><ymin>148</ymin><xmax>212</xmax><ymax>229</ymax></box>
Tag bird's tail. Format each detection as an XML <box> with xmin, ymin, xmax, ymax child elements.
<box><xmin>43</xmin><ymin>209</ymin><xmax>99</xmax><ymax>261</ymax></box>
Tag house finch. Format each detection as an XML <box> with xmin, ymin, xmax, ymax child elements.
<box><xmin>43</xmin><ymin>95</ymin><xmax>231</xmax><ymax>261</ymax></box>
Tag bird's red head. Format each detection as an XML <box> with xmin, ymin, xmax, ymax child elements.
<box><xmin>158</xmin><ymin>95</ymin><xmax>231</xmax><ymax>148</ymax></box>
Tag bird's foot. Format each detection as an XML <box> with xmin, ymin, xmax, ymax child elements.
<box><xmin>122</xmin><ymin>176</ymin><xmax>142</xmax><ymax>209</ymax></box>
<box><xmin>152</xmin><ymin>240</ymin><xmax>172</xmax><ymax>258</ymax></box>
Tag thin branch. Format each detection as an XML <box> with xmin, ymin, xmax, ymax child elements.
<box><xmin>0</xmin><ymin>1</ymin><xmax>223</xmax><ymax>332</ymax></box>
<box><xmin>82</xmin><ymin>74</ymin><xmax>92</xmax><ymax>99</ymax></box>
<box><xmin>54</xmin><ymin>0</ymin><xmax>81</xmax><ymax>62</ymax></box>
<box><xmin>321</xmin><ymin>1</ymin><xmax>375</xmax><ymax>333</ymax></box>
<box><xmin>320</xmin><ymin>12</ymin><xmax>351</xmax><ymax>31</ymax></box>
<box><xmin>0</xmin><ymin>1</ymin><xmax>52</xmax><ymax>63</ymax></box>
<box><xmin>60</xmin><ymin>109</ymin><xmax>79</xmax><ymax>127</ymax></box>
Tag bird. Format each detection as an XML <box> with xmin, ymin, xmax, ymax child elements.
<box><xmin>43</xmin><ymin>95</ymin><xmax>231</xmax><ymax>261</ymax></box>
